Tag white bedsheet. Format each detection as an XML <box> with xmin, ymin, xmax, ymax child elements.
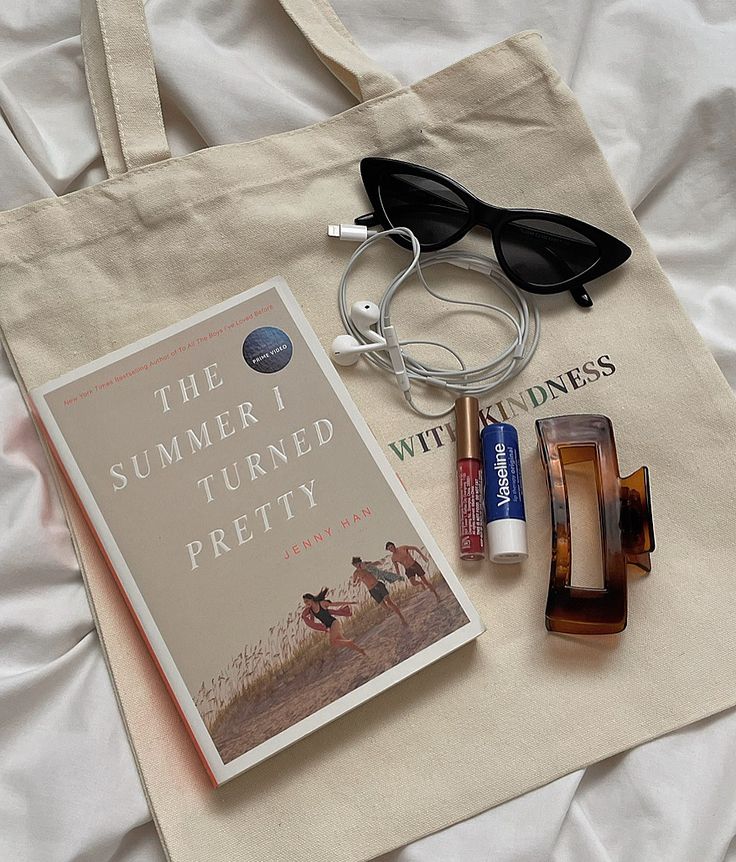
<box><xmin>1</xmin><ymin>2</ymin><xmax>734</xmax><ymax>860</ymax></box>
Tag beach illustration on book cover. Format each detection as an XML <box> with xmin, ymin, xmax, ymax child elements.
<box><xmin>33</xmin><ymin>279</ymin><xmax>481</xmax><ymax>778</ymax></box>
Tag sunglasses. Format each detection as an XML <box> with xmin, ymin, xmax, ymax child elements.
<box><xmin>355</xmin><ymin>158</ymin><xmax>631</xmax><ymax>307</ymax></box>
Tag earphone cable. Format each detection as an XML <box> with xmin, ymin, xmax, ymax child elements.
<box><xmin>336</xmin><ymin>227</ymin><xmax>541</xmax><ymax>418</ymax></box>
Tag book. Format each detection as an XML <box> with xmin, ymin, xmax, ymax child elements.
<box><xmin>31</xmin><ymin>277</ymin><xmax>484</xmax><ymax>786</ymax></box>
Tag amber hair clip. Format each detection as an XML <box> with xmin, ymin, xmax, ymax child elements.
<box><xmin>535</xmin><ymin>414</ymin><xmax>655</xmax><ymax>634</ymax></box>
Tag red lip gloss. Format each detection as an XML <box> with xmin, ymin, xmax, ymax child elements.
<box><xmin>454</xmin><ymin>396</ymin><xmax>485</xmax><ymax>560</ymax></box>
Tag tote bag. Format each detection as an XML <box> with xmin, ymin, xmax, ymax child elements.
<box><xmin>2</xmin><ymin>1</ymin><xmax>736</xmax><ymax>860</ymax></box>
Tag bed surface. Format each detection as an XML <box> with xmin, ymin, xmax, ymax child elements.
<box><xmin>1</xmin><ymin>1</ymin><xmax>735</xmax><ymax>860</ymax></box>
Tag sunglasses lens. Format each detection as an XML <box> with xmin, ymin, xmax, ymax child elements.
<box><xmin>378</xmin><ymin>173</ymin><xmax>470</xmax><ymax>245</ymax></box>
<box><xmin>499</xmin><ymin>218</ymin><xmax>600</xmax><ymax>288</ymax></box>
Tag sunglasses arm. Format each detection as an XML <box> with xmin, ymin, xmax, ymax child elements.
<box><xmin>537</xmin><ymin>241</ymin><xmax>594</xmax><ymax>308</ymax></box>
<box><xmin>354</xmin><ymin>212</ymin><xmax>382</xmax><ymax>227</ymax></box>
<box><xmin>570</xmin><ymin>285</ymin><xmax>593</xmax><ymax>307</ymax></box>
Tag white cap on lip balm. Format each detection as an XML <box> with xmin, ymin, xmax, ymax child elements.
<box><xmin>487</xmin><ymin>519</ymin><xmax>528</xmax><ymax>564</ymax></box>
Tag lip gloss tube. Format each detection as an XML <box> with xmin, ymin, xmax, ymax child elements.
<box><xmin>454</xmin><ymin>396</ymin><xmax>485</xmax><ymax>560</ymax></box>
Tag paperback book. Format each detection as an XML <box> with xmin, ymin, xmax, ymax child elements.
<box><xmin>31</xmin><ymin>277</ymin><xmax>484</xmax><ymax>786</ymax></box>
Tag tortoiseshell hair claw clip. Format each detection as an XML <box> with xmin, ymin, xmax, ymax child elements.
<box><xmin>535</xmin><ymin>415</ymin><xmax>655</xmax><ymax>634</ymax></box>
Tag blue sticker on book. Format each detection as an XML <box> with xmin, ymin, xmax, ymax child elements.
<box><xmin>242</xmin><ymin>326</ymin><xmax>293</xmax><ymax>373</ymax></box>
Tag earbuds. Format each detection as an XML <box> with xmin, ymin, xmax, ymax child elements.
<box><xmin>331</xmin><ymin>301</ymin><xmax>382</xmax><ymax>362</ymax></box>
<box><xmin>328</xmin><ymin>225</ymin><xmax>541</xmax><ymax>418</ymax></box>
<box><xmin>331</xmin><ymin>301</ymin><xmax>411</xmax><ymax>392</ymax></box>
<box><xmin>330</xmin><ymin>333</ymin><xmax>374</xmax><ymax>365</ymax></box>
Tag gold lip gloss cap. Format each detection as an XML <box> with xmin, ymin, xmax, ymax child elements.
<box><xmin>454</xmin><ymin>396</ymin><xmax>481</xmax><ymax>461</ymax></box>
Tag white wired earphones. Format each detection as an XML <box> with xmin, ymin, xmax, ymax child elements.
<box><xmin>329</xmin><ymin>225</ymin><xmax>541</xmax><ymax>418</ymax></box>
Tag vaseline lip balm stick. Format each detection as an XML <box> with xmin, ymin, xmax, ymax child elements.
<box><xmin>454</xmin><ymin>396</ymin><xmax>485</xmax><ymax>561</ymax></box>
<box><xmin>481</xmin><ymin>423</ymin><xmax>528</xmax><ymax>564</ymax></box>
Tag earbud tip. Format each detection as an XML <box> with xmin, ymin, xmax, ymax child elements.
<box><xmin>350</xmin><ymin>300</ymin><xmax>381</xmax><ymax>329</ymax></box>
<box><xmin>331</xmin><ymin>334</ymin><xmax>361</xmax><ymax>366</ymax></box>
<box><xmin>332</xmin><ymin>353</ymin><xmax>360</xmax><ymax>367</ymax></box>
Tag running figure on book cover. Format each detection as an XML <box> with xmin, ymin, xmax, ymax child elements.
<box><xmin>385</xmin><ymin>540</ymin><xmax>440</xmax><ymax>602</ymax></box>
<box><xmin>351</xmin><ymin>557</ymin><xmax>408</xmax><ymax>625</ymax></box>
<box><xmin>301</xmin><ymin>588</ymin><xmax>366</xmax><ymax>654</ymax></box>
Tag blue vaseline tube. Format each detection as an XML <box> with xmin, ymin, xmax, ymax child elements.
<box><xmin>481</xmin><ymin>423</ymin><xmax>528</xmax><ymax>564</ymax></box>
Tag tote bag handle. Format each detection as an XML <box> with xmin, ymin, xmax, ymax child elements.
<box><xmin>80</xmin><ymin>0</ymin><xmax>402</xmax><ymax>178</ymax></box>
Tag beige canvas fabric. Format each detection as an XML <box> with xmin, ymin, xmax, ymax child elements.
<box><xmin>1</xmin><ymin>2</ymin><xmax>736</xmax><ymax>860</ymax></box>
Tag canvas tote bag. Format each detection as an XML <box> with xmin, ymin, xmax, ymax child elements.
<box><xmin>2</xmin><ymin>1</ymin><xmax>736</xmax><ymax>860</ymax></box>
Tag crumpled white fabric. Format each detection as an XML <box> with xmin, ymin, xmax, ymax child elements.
<box><xmin>0</xmin><ymin>2</ymin><xmax>734</xmax><ymax>861</ymax></box>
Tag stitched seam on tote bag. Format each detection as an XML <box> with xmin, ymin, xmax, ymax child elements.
<box><xmin>0</xmin><ymin>32</ymin><xmax>543</xmax><ymax>238</ymax></box>
<box><xmin>0</xmin><ymin>75</ymin><xmax>550</xmax><ymax>271</ymax></box>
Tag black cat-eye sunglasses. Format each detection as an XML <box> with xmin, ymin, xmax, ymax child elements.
<box><xmin>354</xmin><ymin>157</ymin><xmax>631</xmax><ymax>308</ymax></box>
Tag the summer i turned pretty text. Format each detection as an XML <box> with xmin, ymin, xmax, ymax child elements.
<box><xmin>107</xmin><ymin>362</ymin><xmax>334</xmax><ymax>571</ymax></box>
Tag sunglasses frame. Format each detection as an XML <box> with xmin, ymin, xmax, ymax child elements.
<box><xmin>356</xmin><ymin>157</ymin><xmax>632</xmax><ymax>308</ymax></box>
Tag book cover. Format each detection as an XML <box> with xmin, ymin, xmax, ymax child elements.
<box><xmin>31</xmin><ymin>277</ymin><xmax>484</xmax><ymax>786</ymax></box>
